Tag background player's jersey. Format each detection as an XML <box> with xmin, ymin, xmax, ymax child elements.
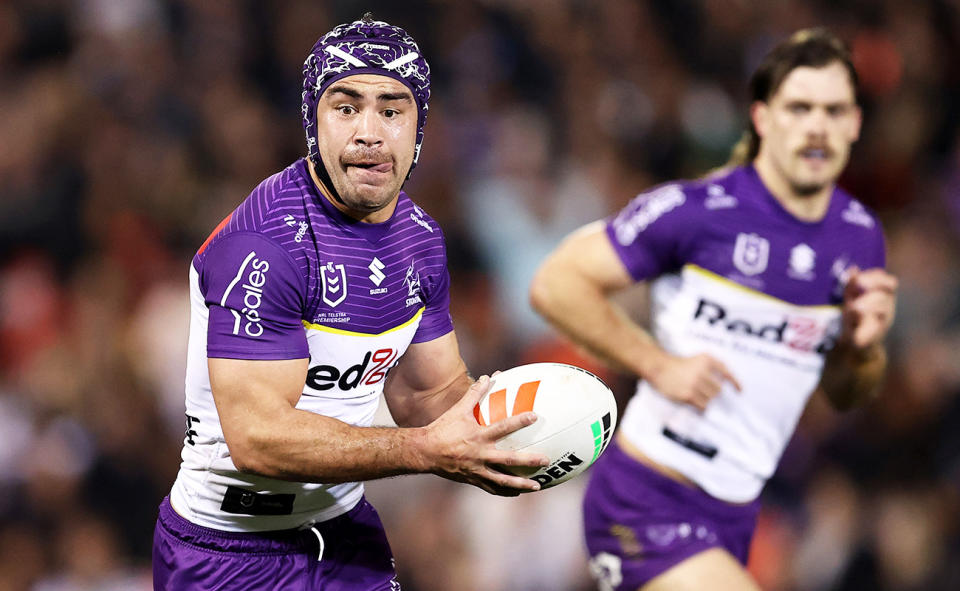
<box><xmin>170</xmin><ymin>159</ymin><xmax>453</xmax><ymax>531</ymax></box>
<box><xmin>606</xmin><ymin>166</ymin><xmax>885</xmax><ymax>503</ymax></box>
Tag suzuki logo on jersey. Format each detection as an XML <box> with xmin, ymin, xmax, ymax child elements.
<box><xmin>224</xmin><ymin>251</ymin><xmax>271</xmax><ymax>338</ymax></box>
<box><xmin>305</xmin><ymin>348</ymin><xmax>399</xmax><ymax>392</ymax></box>
<box><xmin>321</xmin><ymin>262</ymin><xmax>348</xmax><ymax>307</ymax></box>
<box><xmin>368</xmin><ymin>258</ymin><xmax>386</xmax><ymax>286</ymax></box>
<box><xmin>733</xmin><ymin>233</ymin><xmax>769</xmax><ymax>276</ymax></box>
<box><xmin>692</xmin><ymin>298</ymin><xmax>833</xmax><ymax>353</ymax></box>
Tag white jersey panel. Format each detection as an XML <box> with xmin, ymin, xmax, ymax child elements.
<box><xmin>619</xmin><ymin>265</ymin><xmax>841</xmax><ymax>502</ymax></box>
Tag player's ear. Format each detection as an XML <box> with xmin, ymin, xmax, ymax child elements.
<box><xmin>750</xmin><ymin>101</ymin><xmax>769</xmax><ymax>139</ymax></box>
<box><xmin>848</xmin><ymin>104</ymin><xmax>862</xmax><ymax>143</ymax></box>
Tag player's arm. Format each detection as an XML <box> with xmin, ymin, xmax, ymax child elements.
<box><xmin>381</xmin><ymin>330</ymin><xmax>550</xmax><ymax>495</ymax></box>
<box><xmin>818</xmin><ymin>267</ymin><xmax>897</xmax><ymax>410</ymax></box>
<box><xmin>529</xmin><ymin>221</ymin><xmax>740</xmax><ymax>411</ymax></box>
<box><xmin>210</xmin><ymin>356</ymin><xmax>547</xmax><ymax>493</ymax></box>
<box><xmin>382</xmin><ymin>330</ymin><xmax>470</xmax><ymax>427</ymax></box>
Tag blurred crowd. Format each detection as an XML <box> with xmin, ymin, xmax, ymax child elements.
<box><xmin>0</xmin><ymin>1</ymin><xmax>958</xmax><ymax>590</ymax></box>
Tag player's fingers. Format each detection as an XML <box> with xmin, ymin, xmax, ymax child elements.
<box><xmin>708</xmin><ymin>357</ymin><xmax>742</xmax><ymax>392</ymax></box>
<box><xmin>849</xmin><ymin>291</ymin><xmax>896</xmax><ymax>323</ymax></box>
<box><xmin>692</xmin><ymin>394</ymin><xmax>710</xmax><ymax>412</ymax></box>
<box><xmin>487</xmin><ymin>450</ymin><xmax>550</xmax><ymax>468</ymax></box>
<box><xmin>852</xmin><ymin>314</ymin><xmax>889</xmax><ymax>348</ymax></box>
<box><xmin>850</xmin><ymin>269</ymin><xmax>898</xmax><ymax>294</ymax></box>
<box><xmin>696</xmin><ymin>374</ymin><xmax>723</xmax><ymax>399</ymax></box>
<box><xmin>484</xmin><ymin>411</ymin><xmax>538</xmax><ymax>440</ymax></box>
<box><xmin>683</xmin><ymin>390</ymin><xmax>708</xmax><ymax>412</ymax></box>
<box><xmin>462</xmin><ymin>375</ymin><xmax>492</xmax><ymax>406</ymax></box>
<box><xmin>842</xmin><ymin>266</ymin><xmax>861</xmax><ymax>300</ymax></box>
<box><xmin>477</xmin><ymin>467</ymin><xmax>541</xmax><ymax>492</ymax></box>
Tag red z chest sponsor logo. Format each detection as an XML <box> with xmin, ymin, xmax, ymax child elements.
<box><xmin>305</xmin><ymin>348</ymin><xmax>399</xmax><ymax>392</ymax></box>
<box><xmin>693</xmin><ymin>298</ymin><xmax>834</xmax><ymax>354</ymax></box>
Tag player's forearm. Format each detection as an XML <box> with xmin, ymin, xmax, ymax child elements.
<box><xmin>818</xmin><ymin>340</ymin><xmax>887</xmax><ymax>411</ymax></box>
<box><xmin>386</xmin><ymin>371</ymin><xmax>473</xmax><ymax>428</ymax></box>
<box><xmin>228</xmin><ymin>409</ymin><xmax>432</xmax><ymax>483</ymax></box>
<box><xmin>530</xmin><ymin>266</ymin><xmax>665</xmax><ymax>381</ymax></box>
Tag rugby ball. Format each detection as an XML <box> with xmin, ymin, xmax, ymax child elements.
<box><xmin>474</xmin><ymin>362</ymin><xmax>617</xmax><ymax>489</ymax></box>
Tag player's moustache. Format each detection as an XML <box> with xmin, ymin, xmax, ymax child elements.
<box><xmin>342</xmin><ymin>148</ymin><xmax>392</xmax><ymax>167</ymax></box>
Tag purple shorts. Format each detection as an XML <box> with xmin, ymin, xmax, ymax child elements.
<box><xmin>153</xmin><ymin>496</ymin><xmax>399</xmax><ymax>590</ymax></box>
<box><xmin>583</xmin><ymin>442</ymin><xmax>761</xmax><ymax>590</ymax></box>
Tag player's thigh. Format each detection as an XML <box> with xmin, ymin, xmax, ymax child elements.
<box><xmin>641</xmin><ymin>547</ymin><xmax>761</xmax><ymax>591</ymax></box>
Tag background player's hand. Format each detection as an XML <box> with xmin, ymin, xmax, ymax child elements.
<box><xmin>420</xmin><ymin>375</ymin><xmax>549</xmax><ymax>496</ymax></box>
<box><xmin>647</xmin><ymin>352</ymin><xmax>742</xmax><ymax>412</ymax></box>
<box><xmin>840</xmin><ymin>267</ymin><xmax>898</xmax><ymax>350</ymax></box>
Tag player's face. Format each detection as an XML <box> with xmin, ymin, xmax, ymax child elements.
<box><xmin>315</xmin><ymin>74</ymin><xmax>417</xmax><ymax>220</ymax></box>
<box><xmin>753</xmin><ymin>62</ymin><xmax>861</xmax><ymax>196</ymax></box>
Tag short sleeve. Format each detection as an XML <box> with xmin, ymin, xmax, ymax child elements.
<box><xmin>604</xmin><ymin>183</ymin><xmax>699</xmax><ymax>281</ymax></box>
<box><xmin>199</xmin><ymin>232</ymin><xmax>309</xmax><ymax>360</ymax></box>
<box><xmin>411</xmin><ymin>261</ymin><xmax>454</xmax><ymax>344</ymax></box>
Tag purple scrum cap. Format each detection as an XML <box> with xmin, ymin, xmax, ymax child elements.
<box><xmin>301</xmin><ymin>13</ymin><xmax>431</xmax><ymax>175</ymax></box>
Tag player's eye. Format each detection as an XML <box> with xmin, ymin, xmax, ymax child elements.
<box><xmin>787</xmin><ymin>103</ymin><xmax>810</xmax><ymax>114</ymax></box>
<box><xmin>827</xmin><ymin>104</ymin><xmax>849</xmax><ymax>117</ymax></box>
<box><xmin>337</xmin><ymin>105</ymin><xmax>357</xmax><ymax>115</ymax></box>
<box><xmin>383</xmin><ymin>108</ymin><xmax>399</xmax><ymax>118</ymax></box>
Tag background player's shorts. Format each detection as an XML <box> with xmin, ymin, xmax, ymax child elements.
<box><xmin>153</xmin><ymin>496</ymin><xmax>400</xmax><ymax>590</ymax></box>
<box><xmin>583</xmin><ymin>442</ymin><xmax>761</xmax><ymax>591</ymax></box>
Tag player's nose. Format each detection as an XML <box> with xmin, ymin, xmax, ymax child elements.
<box><xmin>354</xmin><ymin>109</ymin><xmax>383</xmax><ymax>146</ymax></box>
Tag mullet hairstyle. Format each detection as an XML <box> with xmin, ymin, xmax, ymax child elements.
<box><xmin>726</xmin><ymin>28</ymin><xmax>859</xmax><ymax>167</ymax></box>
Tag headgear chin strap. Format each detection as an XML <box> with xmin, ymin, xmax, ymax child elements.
<box><xmin>301</xmin><ymin>13</ymin><xmax>431</xmax><ymax>191</ymax></box>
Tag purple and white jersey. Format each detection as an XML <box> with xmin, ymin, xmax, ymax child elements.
<box><xmin>170</xmin><ymin>158</ymin><xmax>453</xmax><ymax>531</ymax></box>
<box><xmin>607</xmin><ymin>166</ymin><xmax>885</xmax><ymax>503</ymax></box>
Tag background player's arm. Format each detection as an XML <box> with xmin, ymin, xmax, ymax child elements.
<box><xmin>529</xmin><ymin>222</ymin><xmax>740</xmax><ymax>411</ymax></box>
<box><xmin>818</xmin><ymin>267</ymin><xmax>897</xmax><ymax>410</ymax></box>
<box><xmin>208</xmin><ymin>356</ymin><xmax>546</xmax><ymax>493</ymax></box>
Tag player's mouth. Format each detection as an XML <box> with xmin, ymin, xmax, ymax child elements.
<box><xmin>343</xmin><ymin>159</ymin><xmax>394</xmax><ymax>185</ymax></box>
<box><xmin>345</xmin><ymin>161</ymin><xmax>393</xmax><ymax>173</ymax></box>
<box><xmin>797</xmin><ymin>146</ymin><xmax>833</xmax><ymax>163</ymax></box>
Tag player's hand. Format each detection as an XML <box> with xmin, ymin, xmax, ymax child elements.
<box><xmin>420</xmin><ymin>375</ymin><xmax>550</xmax><ymax>496</ymax></box>
<box><xmin>647</xmin><ymin>352</ymin><xmax>742</xmax><ymax>412</ymax></box>
<box><xmin>840</xmin><ymin>267</ymin><xmax>897</xmax><ymax>350</ymax></box>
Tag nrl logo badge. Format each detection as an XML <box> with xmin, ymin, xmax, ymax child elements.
<box><xmin>321</xmin><ymin>261</ymin><xmax>348</xmax><ymax>307</ymax></box>
<box><xmin>733</xmin><ymin>232</ymin><xmax>769</xmax><ymax>276</ymax></box>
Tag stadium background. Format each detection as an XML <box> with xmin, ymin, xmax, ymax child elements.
<box><xmin>0</xmin><ymin>0</ymin><xmax>958</xmax><ymax>589</ymax></box>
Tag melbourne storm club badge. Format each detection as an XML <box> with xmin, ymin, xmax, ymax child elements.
<box><xmin>403</xmin><ymin>262</ymin><xmax>422</xmax><ymax>306</ymax></box>
<box><xmin>321</xmin><ymin>261</ymin><xmax>348</xmax><ymax>307</ymax></box>
<box><xmin>733</xmin><ymin>232</ymin><xmax>769</xmax><ymax>276</ymax></box>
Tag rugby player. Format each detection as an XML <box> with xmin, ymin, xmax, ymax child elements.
<box><xmin>152</xmin><ymin>14</ymin><xmax>547</xmax><ymax>590</ymax></box>
<box><xmin>530</xmin><ymin>28</ymin><xmax>897</xmax><ymax>591</ymax></box>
